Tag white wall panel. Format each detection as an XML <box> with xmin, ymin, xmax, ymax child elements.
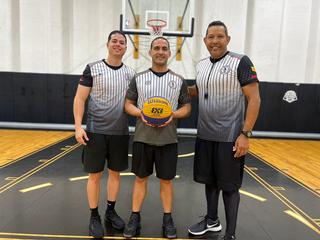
<box><xmin>0</xmin><ymin>0</ymin><xmax>319</xmax><ymax>83</ymax></box>
<box><xmin>245</xmin><ymin>0</ymin><xmax>284</xmax><ymax>82</ymax></box>
<box><xmin>277</xmin><ymin>0</ymin><xmax>312</xmax><ymax>83</ymax></box>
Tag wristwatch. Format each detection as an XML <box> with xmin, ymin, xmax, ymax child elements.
<box><xmin>241</xmin><ymin>130</ymin><xmax>252</xmax><ymax>138</ymax></box>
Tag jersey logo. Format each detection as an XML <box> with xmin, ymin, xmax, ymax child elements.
<box><xmin>220</xmin><ymin>65</ymin><xmax>231</xmax><ymax>74</ymax></box>
<box><xmin>145</xmin><ymin>80</ymin><xmax>152</xmax><ymax>85</ymax></box>
<box><xmin>168</xmin><ymin>80</ymin><xmax>177</xmax><ymax>89</ymax></box>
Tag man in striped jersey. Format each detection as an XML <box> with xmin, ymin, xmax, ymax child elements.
<box><xmin>187</xmin><ymin>21</ymin><xmax>261</xmax><ymax>240</ymax></box>
<box><xmin>73</xmin><ymin>30</ymin><xmax>135</xmax><ymax>238</ymax></box>
<box><xmin>123</xmin><ymin>37</ymin><xmax>191</xmax><ymax>239</ymax></box>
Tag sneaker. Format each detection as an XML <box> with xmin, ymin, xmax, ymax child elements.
<box><xmin>123</xmin><ymin>213</ymin><xmax>141</xmax><ymax>238</ymax></box>
<box><xmin>89</xmin><ymin>215</ymin><xmax>104</xmax><ymax>238</ymax></box>
<box><xmin>163</xmin><ymin>215</ymin><xmax>177</xmax><ymax>239</ymax></box>
<box><xmin>188</xmin><ymin>216</ymin><xmax>222</xmax><ymax>235</ymax></box>
<box><xmin>105</xmin><ymin>209</ymin><xmax>125</xmax><ymax>230</ymax></box>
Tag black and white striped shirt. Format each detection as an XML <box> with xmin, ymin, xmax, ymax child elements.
<box><xmin>126</xmin><ymin>69</ymin><xmax>190</xmax><ymax>146</ymax></box>
<box><xmin>79</xmin><ymin>59</ymin><xmax>135</xmax><ymax>135</ymax></box>
<box><xmin>196</xmin><ymin>51</ymin><xmax>258</xmax><ymax>142</ymax></box>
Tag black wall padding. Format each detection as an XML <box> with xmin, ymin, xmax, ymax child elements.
<box><xmin>0</xmin><ymin>72</ymin><xmax>319</xmax><ymax>133</ymax></box>
<box><xmin>255</xmin><ymin>82</ymin><xmax>320</xmax><ymax>133</ymax></box>
<box><xmin>0</xmin><ymin>72</ymin><xmax>78</xmax><ymax>123</ymax></box>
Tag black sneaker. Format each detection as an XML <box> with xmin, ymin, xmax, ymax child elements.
<box><xmin>105</xmin><ymin>209</ymin><xmax>125</xmax><ymax>230</ymax></box>
<box><xmin>163</xmin><ymin>216</ymin><xmax>177</xmax><ymax>239</ymax></box>
<box><xmin>89</xmin><ymin>215</ymin><xmax>104</xmax><ymax>238</ymax></box>
<box><xmin>123</xmin><ymin>213</ymin><xmax>141</xmax><ymax>238</ymax></box>
<box><xmin>188</xmin><ymin>216</ymin><xmax>222</xmax><ymax>235</ymax></box>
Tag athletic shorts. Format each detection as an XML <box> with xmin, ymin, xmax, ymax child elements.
<box><xmin>82</xmin><ymin>132</ymin><xmax>129</xmax><ymax>173</ymax></box>
<box><xmin>193</xmin><ymin>138</ymin><xmax>245</xmax><ymax>191</ymax></box>
<box><xmin>132</xmin><ymin>142</ymin><xmax>178</xmax><ymax>180</ymax></box>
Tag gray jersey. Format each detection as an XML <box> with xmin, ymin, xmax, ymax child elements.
<box><xmin>126</xmin><ymin>69</ymin><xmax>190</xmax><ymax>146</ymax></box>
<box><xmin>79</xmin><ymin>59</ymin><xmax>135</xmax><ymax>135</ymax></box>
<box><xmin>196</xmin><ymin>52</ymin><xmax>258</xmax><ymax>142</ymax></box>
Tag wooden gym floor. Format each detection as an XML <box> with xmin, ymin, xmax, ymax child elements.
<box><xmin>0</xmin><ymin>129</ymin><xmax>319</xmax><ymax>240</ymax></box>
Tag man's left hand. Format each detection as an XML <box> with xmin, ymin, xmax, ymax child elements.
<box><xmin>233</xmin><ymin>134</ymin><xmax>249</xmax><ymax>158</ymax></box>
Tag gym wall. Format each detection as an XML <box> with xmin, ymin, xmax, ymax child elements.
<box><xmin>0</xmin><ymin>72</ymin><xmax>319</xmax><ymax>133</ymax></box>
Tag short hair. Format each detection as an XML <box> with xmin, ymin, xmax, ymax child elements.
<box><xmin>150</xmin><ymin>37</ymin><xmax>170</xmax><ymax>50</ymax></box>
<box><xmin>205</xmin><ymin>21</ymin><xmax>228</xmax><ymax>36</ymax></box>
<box><xmin>107</xmin><ymin>30</ymin><xmax>127</xmax><ymax>44</ymax></box>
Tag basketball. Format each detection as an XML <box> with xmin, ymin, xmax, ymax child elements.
<box><xmin>142</xmin><ymin>97</ymin><xmax>172</xmax><ymax>125</ymax></box>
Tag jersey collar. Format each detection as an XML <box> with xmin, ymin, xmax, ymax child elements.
<box><xmin>103</xmin><ymin>59</ymin><xmax>123</xmax><ymax>70</ymax></box>
<box><xmin>209</xmin><ymin>51</ymin><xmax>229</xmax><ymax>64</ymax></box>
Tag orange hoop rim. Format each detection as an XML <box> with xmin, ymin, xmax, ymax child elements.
<box><xmin>147</xmin><ymin>19</ymin><xmax>167</xmax><ymax>30</ymax></box>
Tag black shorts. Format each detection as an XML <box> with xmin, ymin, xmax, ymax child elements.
<box><xmin>193</xmin><ymin>138</ymin><xmax>245</xmax><ymax>191</ymax></box>
<box><xmin>82</xmin><ymin>132</ymin><xmax>129</xmax><ymax>173</ymax></box>
<box><xmin>132</xmin><ymin>142</ymin><xmax>177</xmax><ymax>180</ymax></box>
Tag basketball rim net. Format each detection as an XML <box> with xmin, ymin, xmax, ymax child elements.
<box><xmin>147</xmin><ymin>19</ymin><xmax>167</xmax><ymax>37</ymax></box>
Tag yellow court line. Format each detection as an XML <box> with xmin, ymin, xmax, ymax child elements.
<box><xmin>0</xmin><ymin>232</ymin><xmax>196</xmax><ymax>240</ymax></box>
<box><xmin>247</xmin><ymin>167</ymin><xmax>258</xmax><ymax>171</ymax></box>
<box><xmin>239</xmin><ymin>189</ymin><xmax>267</xmax><ymax>202</ymax></box>
<box><xmin>69</xmin><ymin>176</ymin><xmax>89</xmax><ymax>181</ymax></box>
<box><xmin>0</xmin><ymin>134</ymin><xmax>74</xmax><ymax>169</ymax></box>
<box><xmin>249</xmin><ymin>151</ymin><xmax>320</xmax><ymax>198</ymax></box>
<box><xmin>0</xmin><ymin>143</ymin><xmax>81</xmax><ymax>194</ymax></box>
<box><xmin>128</xmin><ymin>153</ymin><xmax>194</xmax><ymax>158</ymax></box>
<box><xmin>19</xmin><ymin>183</ymin><xmax>52</xmax><ymax>193</ymax></box>
<box><xmin>120</xmin><ymin>172</ymin><xmax>135</xmax><ymax>176</ymax></box>
<box><xmin>178</xmin><ymin>152</ymin><xmax>194</xmax><ymax>158</ymax></box>
<box><xmin>285</xmin><ymin>210</ymin><xmax>320</xmax><ymax>234</ymax></box>
<box><xmin>4</xmin><ymin>177</ymin><xmax>17</xmax><ymax>181</ymax></box>
<box><xmin>38</xmin><ymin>159</ymin><xmax>49</xmax><ymax>163</ymax></box>
<box><xmin>245</xmin><ymin>166</ymin><xmax>320</xmax><ymax>235</ymax></box>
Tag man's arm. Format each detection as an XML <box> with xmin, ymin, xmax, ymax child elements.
<box><xmin>73</xmin><ymin>85</ymin><xmax>91</xmax><ymax>145</ymax></box>
<box><xmin>187</xmin><ymin>85</ymin><xmax>198</xmax><ymax>98</ymax></box>
<box><xmin>124</xmin><ymin>99</ymin><xmax>140</xmax><ymax>117</ymax></box>
<box><xmin>242</xmin><ymin>82</ymin><xmax>261</xmax><ymax>132</ymax></box>
<box><xmin>234</xmin><ymin>82</ymin><xmax>260</xmax><ymax>157</ymax></box>
<box><xmin>125</xmin><ymin>98</ymin><xmax>152</xmax><ymax>126</ymax></box>
<box><xmin>172</xmin><ymin>103</ymin><xmax>192</xmax><ymax>119</ymax></box>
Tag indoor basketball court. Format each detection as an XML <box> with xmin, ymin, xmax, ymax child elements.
<box><xmin>0</xmin><ymin>0</ymin><xmax>319</xmax><ymax>240</ymax></box>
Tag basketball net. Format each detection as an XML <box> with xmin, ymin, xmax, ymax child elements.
<box><xmin>147</xmin><ymin>19</ymin><xmax>167</xmax><ymax>37</ymax></box>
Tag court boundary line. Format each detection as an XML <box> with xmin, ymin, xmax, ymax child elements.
<box><xmin>0</xmin><ymin>232</ymin><xmax>197</xmax><ymax>240</ymax></box>
<box><xmin>0</xmin><ymin>134</ymin><xmax>74</xmax><ymax>169</ymax></box>
<box><xmin>248</xmin><ymin>151</ymin><xmax>320</xmax><ymax>198</ymax></box>
<box><xmin>244</xmin><ymin>165</ymin><xmax>320</xmax><ymax>235</ymax></box>
<box><xmin>0</xmin><ymin>143</ymin><xmax>81</xmax><ymax>194</ymax></box>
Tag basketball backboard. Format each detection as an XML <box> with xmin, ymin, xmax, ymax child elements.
<box><xmin>120</xmin><ymin>0</ymin><xmax>194</xmax><ymax>37</ymax></box>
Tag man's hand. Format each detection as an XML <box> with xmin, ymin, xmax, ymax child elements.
<box><xmin>233</xmin><ymin>134</ymin><xmax>249</xmax><ymax>158</ymax></box>
<box><xmin>75</xmin><ymin>127</ymin><xmax>89</xmax><ymax>145</ymax></box>
<box><xmin>157</xmin><ymin>115</ymin><xmax>173</xmax><ymax>128</ymax></box>
<box><xmin>140</xmin><ymin>112</ymin><xmax>157</xmax><ymax>127</ymax></box>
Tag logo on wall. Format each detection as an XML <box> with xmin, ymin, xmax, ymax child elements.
<box><xmin>283</xmin><ymin>90</ymin><xmax>298</xmax><ymax>103</ymax></box>
<box><xmin>220</xmin><ymin>65</ymin><xmax>231</xmax><ymax>74</ymax></box>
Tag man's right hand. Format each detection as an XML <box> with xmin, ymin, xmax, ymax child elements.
<box><xmin>75</xmin><ymin>127</ymin><xmax>89</xmax><ymax>145</ymax></box>
<box><xmin>140</xmin><ymin>112</ymin><xmax>156</xmax><ymax>128</ymax></box>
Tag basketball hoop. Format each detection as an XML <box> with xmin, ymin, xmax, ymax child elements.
<box><xmin>147</xmin><ymin>19</ymin><xmax>167</xmax><ymax>37</ymax></box>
